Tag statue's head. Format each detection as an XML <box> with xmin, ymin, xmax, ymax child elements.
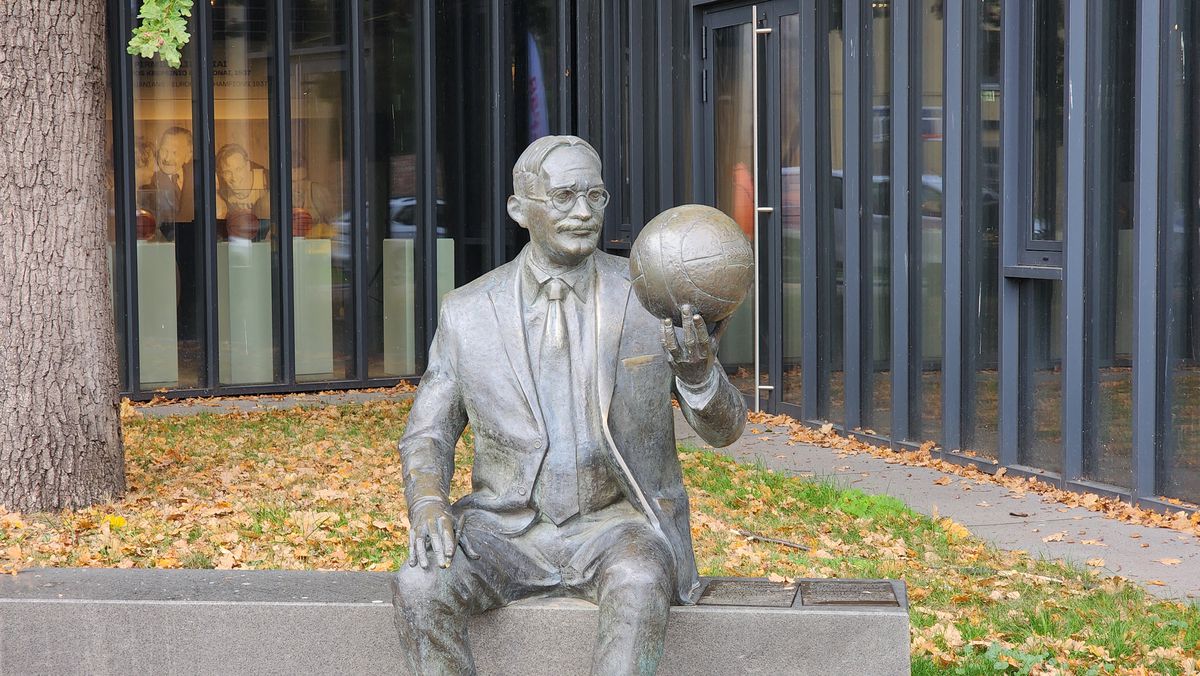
<box><xmin>508</xmin><ymin>135</ymin><xmax>608</xmax><ymax>267</ymax></box>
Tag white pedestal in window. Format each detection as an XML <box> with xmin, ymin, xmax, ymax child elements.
<box><xmin>293</xmin><ymin>238</ymin><xmax>334</xmax><ymax>377</ymax></box>
<box><xmin>382</xmin><ymin>238</ymin><xmax>455</xmax><ymax>376</ymax></box>
<box><xmin>218</xmin><ymin>240</ymin><xmax>274</xmax><ymax>385</ymax></box>
<box><xmin>136</xmin><ymin>241</ymin><xmax>179</xmax><ymax>386</ymax></box>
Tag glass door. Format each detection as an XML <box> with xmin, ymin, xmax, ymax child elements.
<box><xmin>700</xmin><ymin>1</ymin><xmax>800</xmax><ymax>412</ymax></box>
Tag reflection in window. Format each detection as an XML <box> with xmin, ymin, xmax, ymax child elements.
<box><xmin>1031</xmin><ymin>0</ymin><xmax>1064</xmax><ymax>244</ymax></box>
<box><xmin>712</xmin><ymin>22</ymin><xmax>756</xmax><ymax>397</ymax></box>
<box><xmin>1019</xmin><ymin>279</ymin><xmax>1064</xmax><ymax>473</ymax></box>
<box><xmin>213</xmin><ymin>0</ymin><xmax>280</xmax><ymax>386</ymax></box>
<box><xmin>436</xmin><ymin>0</ymin><xmax>492</xmax><ymax>296</ymax></box>
<box><xmin>820</xmin><ymin>0</ymin><xmax>846</xmax><ymax>424</ymax></box>
<box><xmin>364</xmin><ymin>0</ymin><xmax>421</xmax><ymax>378</ymax></box>
<box><xmin>962</xmin><ymin>0</ymin><xmax>1002</xmax><ymax>459</ymax></box>
<box><xmin>781</xmin><ymin>12</ymin><xmax>803</xmax><ymax>409</ymax></box>
<box><xmin>1084</xmin><ymin>1</ymin><xmax>1136</xmax><ymax>488</ymax></box>
<box><xmin>291</xmin><ymin>0</ymin><xmax>353</xmax><ymax>382</ymax></box>
<box><xmin>131</xmin><ymin>6</ymin><xmax>201</xmax><ymax>389</ymax></box>
<box><xmin>506</xmin><ymin>0</ymin><xmax>563</xmax><ymax>261</ymax></box>
<box><xmin>913</xmin><ymin>0</ymin><xmax>944</xmax><ymax>443</ymax></box>
<box><xmin>1160</xmin><ymin>1</ymin><xmax>1200</xmax><ymax>501</ymax></box>
<box><xmin>865</xmin><ymin>6</ymin><xmax>892</xmax><ymax>436</ymax></box>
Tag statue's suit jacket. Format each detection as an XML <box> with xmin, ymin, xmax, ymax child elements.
<box><xmin>399</xmin><ymin>247</ymin><xmax>747</xmax><ymax>603</ymax></box>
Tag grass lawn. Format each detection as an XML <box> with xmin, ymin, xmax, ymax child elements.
<box><xmin>0</xmin><ymin>399</ymin><xmax>1197</xmax><ymax>673</ymax></box>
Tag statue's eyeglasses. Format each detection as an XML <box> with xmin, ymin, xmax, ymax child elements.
<box><xmin>530</xmin><ymin>186</ymin><xmax>610</xmax><ymax>212</ymax></box>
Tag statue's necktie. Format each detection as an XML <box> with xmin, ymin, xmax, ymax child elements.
<box><xmin>535</xmin><ymin>277</ymin><xmax>579</xmax><ymax>524</ymax></box>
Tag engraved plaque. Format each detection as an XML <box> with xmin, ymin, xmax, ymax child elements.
<box><xmin>696</xmin><ymin>578</ymin><xmax>799</xmax><ymax>607</ymax></box>
<box><xmin>799</xmin><ymin>580</ymin><xmax>899</xmax><ymax>607</ymax></box>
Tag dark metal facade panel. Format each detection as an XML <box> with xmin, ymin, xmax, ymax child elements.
<box><xmin>271</xmin><ymin>0</ymin><xmax>295</xmax><ymax>385</ymax></box>
<box><xmin>349</xmin><ymin>0</ymin><xmax>367</xmax><ymax>382</ymax></box>
<box><xmin>889</xmin><ymin>0</ymin><xmax>915</xmax><ymax>444</ymax></box>
<box><xmin>194</xmin><ymin>0</ymin><xmax>218</xmax><ymax>389</ymax></box>
<box><xmin>998</xmin><ymin>0</ymin><xmax>1028</xmax><ymax>467</ymax></box>
<box><xmin>108</xmin><ymin>0</ymin><xmax>137</xmax><ymax>392</ymax></box>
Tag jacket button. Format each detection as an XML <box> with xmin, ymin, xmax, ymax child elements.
<box><xmin>534</xmin><ymin>440</ymin><xmax>544</xmax><ymax>450</ymax></box>
<box><xmin>517</xmin><ymin>486</ymin><xmax>527</xmax><ymax>496</ymax></box>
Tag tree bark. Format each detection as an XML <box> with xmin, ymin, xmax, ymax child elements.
<box><xmin>0</xmin><ymin>0</ymin><xmax>125</xmax><ymax>511</ymax></box>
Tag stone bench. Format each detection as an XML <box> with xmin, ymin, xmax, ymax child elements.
<box><xmin>0</xmin><ymin>569</ymin><xmax>909</xmax><ymax>675</ymax></box>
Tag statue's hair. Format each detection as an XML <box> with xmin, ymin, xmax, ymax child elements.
<box><xmin>512</xmin><ymin>135</ymin><xmax>601</xmax><ymax>198</ymax></box>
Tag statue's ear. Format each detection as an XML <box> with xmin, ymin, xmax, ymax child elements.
<box><xmin>507</xmin><ymin>195</ymin><xmax>529</xmax><ymax>230</ymax></box>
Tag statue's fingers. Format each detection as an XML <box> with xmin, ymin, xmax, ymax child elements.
<box><xmin>414</xmin><ymin>533</ymin><xmax>431</xmax><ymax>570</ymax></box>
<box><xmin>437</xmin><ymin>516</ymin><xmax>457</xmax><ymax>568</ymax></box>
<box><xmin>680</xmin><ymin>311</ymin><xmax>699</xmax><ymax>354</ymax></box>
<box><xmin>691</xmin><ymin>312</ymin><xmax>712</xmax><ymax>359</ymax></box>
<box><xmin>430</xmin><ymin>517</ymin><xmax>450</xmax><ymax>569</ymax></box>
<box><xmin>459</xmin><ymin>535</ymin><xmax>481</xmax><ymax>560</ymax></box>
<box><xmin>661</xmin><ymin>318</ymin><xmax>681</xmax><ymax>358</ymax></box>
<box><xmin>407</xmin><ymin>530</ymin><xmax>419</xmax><ymax>567</ymax></box>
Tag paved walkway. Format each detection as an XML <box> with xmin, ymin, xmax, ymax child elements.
<box><xmin>676</xmin><ymin>411</ymin><xmax>1200</xmax><ymax>602</ymax></box>
<box><xmin>136</xmin><ymin>393</ymin><xmax>1198</xmax><ymax>602</ymax></box>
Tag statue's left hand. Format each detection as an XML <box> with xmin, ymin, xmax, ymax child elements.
<box><xmin>661</xmin><ymin>304</ymin><xmax>723</xmax><ymax>389</ymax></box>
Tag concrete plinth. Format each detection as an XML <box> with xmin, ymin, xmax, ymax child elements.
<box><xmin>0</xmin><ymin>569</ymin><xmax>909</xmax><ymax>676</ymax></box>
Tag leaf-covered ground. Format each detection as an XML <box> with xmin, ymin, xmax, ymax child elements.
<box><xmin>0</xmin><ymin>400</ymin><xmax>1196</xmax><ymax>674</ymax></box>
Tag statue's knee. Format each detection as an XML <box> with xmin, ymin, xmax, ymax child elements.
<box><xmin>603</xmin><ymin>560</ymin><xmax>672</xmax><ymax>602</ymax></box>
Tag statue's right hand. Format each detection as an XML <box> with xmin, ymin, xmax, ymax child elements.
<box><xmin>407</xmin><ymin>498</ymin><xmax>480</xmax><ymax>569</ymax></box>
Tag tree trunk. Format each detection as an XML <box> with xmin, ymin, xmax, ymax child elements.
<box><xmin>0</xmin><ymin>0</ymin><xmax>125</xmax><ymax>511</ymax></box>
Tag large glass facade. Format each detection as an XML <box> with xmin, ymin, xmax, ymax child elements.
<box><xmin>102</xmin><ymin>0</ymin><xmax>1200</xmax><ymax>507</ymax></box>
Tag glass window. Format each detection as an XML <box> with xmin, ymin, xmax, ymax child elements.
<box><xmin>912</xmin><ymin>0</ymin><xmax>944</xmax><ymax>443</ymax></box>
<box><xmin>781</xmin><ymin>11</ymin><xmax>803</xmax><ymax>409</ymax></box>
<box><xmin>364</xmin><ymin>0</ymin><xmax>421</xmax><ymax>378</ymax></box>
<box><xmin>819</xmin><ymin>0</ymin><xmax>846</xmax><ymax>424</ymax></box>
<box><xmin>1160</xmin><ymin>1</ymin><xmax>1200</xmax><ymax>502</ymax></box>
<box><xmin>436</xmin><ymin>0</ymin><xmax>493</xmax><ymax>297</ymax></box>
<box><xmin>131</xmin><ymin>6</ymin><xmax>202</xmax><ymax>390</ymax></box>
<box><xmin>712</xmin><ymin>21</ymin><xmax>756</xmax><ymax>397</ymax></box>
<box><xmin>506</xmin><ymin>0</ymin><xmax>563</xmax><ymax>261</ymax></box>
<box><xmin>213</xmin><ymin>0</ymin><xmax>281</xmax><ymax>386</ymax></box>
<box><xmin>864</xmin><ymin>5</ymin><xmax>892</xmax><ymax>436</ymax></box>
<box><xmin>961</xmin><ymin>0</ymin><xmax>1003</xmax><ymax>459</ymax></box>
<box><xmin>1019</xmin><ymin>279</ymin><xmax>1064</xmax><ymax>473</ymax></box>
<box><xmin>1083</xmin><ymin>1</ymin><xmax>1136</xmax><ymax>488</ymax></box>
<box><xmin>291</xmin><ymin>0</ymin><xmax>353</xmax><ymax>383</ymax></box>
<box><xmin>1031</xmin><ymin>0</ymin><xmax>1065</xmax><ymax>245</ymax></box>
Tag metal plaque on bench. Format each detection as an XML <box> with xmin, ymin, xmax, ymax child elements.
<box><xmin>696</xmin><ymin>578</ymin><xmax>799</xmax><ymax>607</ymax></box>
<box><xmin>798</xmin><ymin>580</ymin><xmax>900</xmax><ymax>607</ymax></box>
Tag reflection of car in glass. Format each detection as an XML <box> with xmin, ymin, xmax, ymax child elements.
<box><xmin>331</xmin><ymin>197</ymin><xmax>449</xmax><ymax>267</ymax></box>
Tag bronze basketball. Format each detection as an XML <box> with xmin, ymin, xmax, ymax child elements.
<box><xmin>629</xmin><ymin>204</ymin><xmax>754</xmax><ymax>327</ymax></box>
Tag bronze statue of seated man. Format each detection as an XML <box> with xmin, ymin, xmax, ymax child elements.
<box><xmin>392</xmin><ymin>135</ymin><xmax>746</xmax><ymax>676</ymax></box>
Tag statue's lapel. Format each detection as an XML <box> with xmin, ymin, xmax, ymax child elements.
<box><xmin>595</xmin><ymin>255</ymin><xmax>631</xmax><ymax>419</ymax></box>
<box><xmin>487</xmin><ymin>251</ymin><xmax>543</xmax><ymax>429</ymax></box>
